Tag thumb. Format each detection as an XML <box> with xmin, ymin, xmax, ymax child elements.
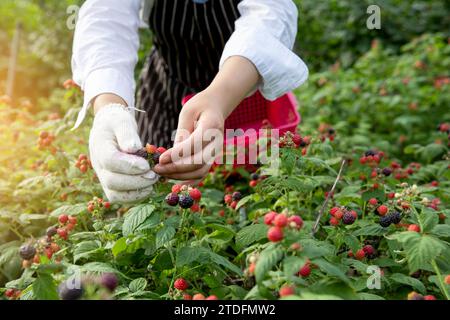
<box><xmin>114</xmin><ymin>115</ymin><xmax>143</xmax><ymax>153</ymax></box>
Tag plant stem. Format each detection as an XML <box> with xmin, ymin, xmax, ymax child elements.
<box><xmin>312</xmin><ymin>159</ymin><xmax>346</xmax><ymax>235</ymax></box>
<box><xmin>431</xmin><ymin>259</ymin><xmax>450</xmax><ymax>300</ymax></box>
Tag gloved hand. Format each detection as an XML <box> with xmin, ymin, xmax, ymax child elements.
<box><xmin>89</xmin><ymin>103</ymin><xmax>158</xmax><ymax>203</ymax></box>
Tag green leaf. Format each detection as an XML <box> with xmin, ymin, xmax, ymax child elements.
<box><xmin>255</xmin><ymin>244</ymin><xmax>284</xmax><ymax>283</ymax></box>
<box><xmin>344</xmin><ymin>234</ymin><xmax>360</xmax><ymax>253</ymax></box>
<box><xmin>235</xmin><ymin>224</ymin><xmax>268</xmax><ymax>249</ymax></box>
<box><xmin>73</xmin><ymin>240</ymin><xmax>102</xmax><ymax>263</ymax></box>
<box><xmin>32</xmin><ymin>273</ymin><xmax>58</xmax><ymax>300</ymax></box>
<box><xmin>313</xmin><ymin>258</ymin><xmax>350</xmax><ymax>284</ymax></box>
<box><xmin>176</xmin><ymin>247</ymin><xmax>201</xmax><ymax>267</ymax></box>
<box><xmin>122</xmin><ymin>204</ymin><xmax>155</xmax><ymax>236</ymax></box>
<box><xmin>129</xmin><ymin>278</ymin><xmax>147</xmax><ymax>292</ymax></box>
<box><xmin>389</xmin><ymin>232</ymin><xmax>448</xmax><ymax>272</ymax></box>
<box><xmin>390</xmin><ymin>273</ymin><xmax>426</xmax><ymax>294</ymax></box>
<box><xmin>112</xmin><ymin>237</ymin><xmax>127</xmax><ymax>257</ymax></box>
<box><xmin>155</xmin><ymin>226</ymin><xmax>176</xmax><ymax>249</ymax></box>
<box><xmin>361</xmin><ymin>189</ymin><xmax>386</xmax><ymax>202</ymax></box>
<box><xmin>283</xmin><ymin>256</ymin><xmax>308</xmax><ymax>280</ymax></box>
<box><xmin>359</xmin><ymin>292</ymin><xmax>385</xmax><ymax>300</ymax></box>
<box><xmin>81</xmin><ymin>262</ymin><xmax>120</xmax><ymax>275</ymax></box>
<box><xmin>418</xmin><ymin>210</ymin><xmax>439</xmax><ymax>233</ymax></box>
<box><xmin>50</xmin><ymin>204</ymin><xmax>86</xmax><ymax>218</ymax></box>
<box><xmin>431</xmin><ymin>224</ymin><xmax>450</xmax><ymax>237</ymax></box>
<box><xmin>352</xmin><ymin>224</ymin><xmax>387</xmax><ymax>236</ymax></box>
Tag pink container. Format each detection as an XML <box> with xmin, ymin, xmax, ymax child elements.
<box><xmin>181</xmin><ymin>91</ymin><xmax>301</xmax><ymax>146</ymax></box>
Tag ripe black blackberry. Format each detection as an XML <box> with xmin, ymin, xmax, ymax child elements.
<box><xmin>165</xmin><ymin>193</ymin><xmax>179</xmax><ymax>206</ymax></box>
<box><xmin>134</xmin><ymin>148</ymin><xmax>148</xmax><ymax>159</ymax></box>
<box><xmin>342</xmin><ymin>212</ymin><xmax>356</xmax><ymax>225</ymax></box>
<box><xmin>58</xmin><ymin>281</ymin><xmax>84</xmax><ymax>300</ymax></box>
<box><xmin>101</xmin><ymin>273</ymin><xmax>118</xmax><ymax>291</ymax></box>
<box><xmin>179</xmin><ymin>194</ymin><xmax>194</xmax><ymax>209</ymax></box>
<box><xmin>46</xmin><ymin>226</ymin><xmax>57</xmax><ymax>237</ymax></box>
<box><xmin>382</xmin><ymin>168</ymin><xmax>392</xmax><ymax>176</ymax></box>
<box><xmin>232</xmin><ymin>191</ymin><xmax>242</xmax><ymax>201</ymax></box>
<box><xmin>365</xmin><ymin>150</ymin><xmax>377</xmax><ymax>157</ymax></box>
<box><xmin>250</xmin><ymin>173</ymin><xmax>259</xmax><ymax>180</ymax></box>
<box><xmin>19</xmin><ymin>244</ymin><xmax>36</xmax><ymax>260</ymax></box>
<box><xmin>389</xmin><ymin>211</ymin><xmax>402</xmax><ymax>224</ymax></box>
<box><xmin>379</xmin><ymin>215</ymin><xmax>391</xmax><ymax>227</ymax></box>
<box><xmin>152</xmin><ymin>152</ymin><xmax>161</xmax><ymax>164</ymax></box>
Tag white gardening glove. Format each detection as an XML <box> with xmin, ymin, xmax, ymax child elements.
<box><xmin>89</xmin><ymin>103</ymin><xmax>158</xmax><ymax>203</ymax></box>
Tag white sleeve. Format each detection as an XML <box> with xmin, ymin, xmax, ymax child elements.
<box><xmin>71</xmin><ymin>0</ymin><xmax>141</xmax><ymax>128</ymax></box>
<box><xmin>219</xmin><ymin>0</ymin><xmax>308</xmax><ymax>101</ymax></box>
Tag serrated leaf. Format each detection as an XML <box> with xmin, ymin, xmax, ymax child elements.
<box><xmin>283</xmin><ymin>256</ymin><xmax>308</xmax><ymax>280</ymax></box>
<box><xmin>389</xmin><ymin>232</ymin><xmax>448</xmax><ymax>272</ymax></box>
<box><xmin>352</xmin><ymin>224</ymin><xmax>387</xmax><ymax>236</ymax></box>
<box><xmin>313</xmin><ymin>258</ymin><xmax>350</xmax><ymax>284</ymax></box>
<box><xmin>73</xmin><ymin>240</ymin><xmax>101</xmax><ymax>263</ymax></box>
<box><xmin>33</xmin><ymin>273</ymin><xmax>58</xmax><ymax>300</ymax></box>
<box><xmin>431</xmin><ymin>224</ymin><xmax>450</xmax><ymax>237</ymax></box>
<box><xmin>344</xmin><ymin>234</ymin><xmax>360</xmax><ymax>253</ymax></box>
<box><xmin>81</xmin><ymin>262</ymin><xmax>120</xmax><ymax>275</ymax></box>
<box><xmin>129</xmin><ymin>278</ymin><xmax>147</xmax><ymax>292</ymax></box>
<box><xmin>112</xmin><ymin>237</ymin><xmax>127</xmax><ymax>257</ymax></box>
<box><xmin>390</xmin><ymin>273</ymin><xmax>426</xmax><ymax>294</ymax></box>
<box><xmin>155</xmin><ymin>226</ymin><xmax>176</xmax><ymax>249</ymax></box>
<box><xmin>235</xmin><ymin>224</ymin><xmax>268</xmax><ymax>249</ymax></box>
<box><xmin>50</xmin><ymin>204</ymin><xmax>86</xmax><ymax>217</ymax></box>
<box><xmin>418</xmin><ymin>210</ymin><xmax>439</xmax><ymax>233</ymax></box>
<box><xmin>122</xmin><ymin>204</ymin><xmax>155</xmax><ymax>236</ymax></box>
<box><xmin>255</xmin><ymin>244</ymin><xmax>284</xmax><ymax>283</ymax></box>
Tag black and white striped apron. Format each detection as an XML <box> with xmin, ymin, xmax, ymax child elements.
<box><xmin>137</xmin><ymin>0</ymin><xmax>241</xmax><ymax>147</ymax></box>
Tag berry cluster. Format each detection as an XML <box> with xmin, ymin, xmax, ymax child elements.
<box><xmin>58</xmin><ymin>272</ymin><xmax>118</xmax><ymax>300</ymax></box>
<box><xmin>224</xmin><ymin>191</ymin><xmax>242</xmax><ymax>210</ymax></box>
<box><xmin>264</xmin><ymin>211</ymin><xmax>304</xmax><ymax>242</ymax></box>
<box><xmin>37</xmin><ymin>131</ymin><xmax>57</xmax><ymax>153</ymax></box>
<box><xmin>17</xmin><ymin>214</ymin><xmax>77</xmax><ymax>269</ymax></box>
<box><xmin>134</xmin><ymin>143</ymin><xmax>167</xmax><ymax>168</ymax></box>
<box><xmin>4</xmin><ymin>288</ymin><xmax>21</xmax><ymax>300</ymax></box>
<box><xmin>74</xmin><ymin>154</ymin><xmax>92</xmax><ymax>173</ymax></box>
<box><xmin>279</xmin><ymin>131</ymin><xmax>311</xmax><ymax>154</ymax></box>
<box><xmin>248</xmin><ymin>172</ymin><xmax>261</xmax><ymax>188</ymax></box>
<box><xmin>348</xmin><ymin>244</ymin><xmax>376</xmax><ymax>260</ymax></box>
<box><xmin>359</xmin><ymin>149</ymin><xmax>384</xmax><ymax>166</ymax></box>
<box><xmin>329</xmin><ymin>207</ymin><xmax>358</xmax><ymax>226</ymax></box>
<box><xmin>87</xmin><ymin>197</ymin><xmax>111</xmax><ymax>216</ymax></box>
<box><xmin>407</xmin><ymin>291</ymin><xmax>436</xmax><ymax>300</ymax></box>
<box><xmin>173</xmin><ymin>278</ymin><xmax>217</xmax><ymax>300</ymax></box>
<box><xmin>165</xmin><ymin>185</ymin><xmax>201</xmax><ymax>211</ymax></box>
<box><xmin>318</xmin><ymin>123</ymin><xmax>336</xmax><ymax>142</ymax></box>
<box><xmin>378</xmin><ymin>211</ymin><xmax>402</xmax><ymax>228</ymax></box>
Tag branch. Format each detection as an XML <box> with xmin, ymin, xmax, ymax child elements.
<box><xmin>312</xmin><ymin>159</ymin><xmax>346</xmax><ymax>236</ymax></box>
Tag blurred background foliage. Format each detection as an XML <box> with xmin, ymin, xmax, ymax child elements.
<box><xmin>1</xmin><ymin>0</ymin><xmax>449</xmax><ymax>107</ymax></box>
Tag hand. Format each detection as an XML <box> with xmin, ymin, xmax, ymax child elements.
<box><xmin>89</xmin><ymin>101</ymin><xmax>158</xmax><ymax>203</ymax></box>
<box><xmin>153</xmin><ymin>56</ymin><xmax>261</xmax><ymax>183</ymax></box>
<box><xmin>153</xmin><ymin>90</ymin><xmax>225</xmax><ymax>182</ymax></box>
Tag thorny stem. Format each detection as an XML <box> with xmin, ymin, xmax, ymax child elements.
<box><xmin>431</xmin><ymin>259</ymin><xmax>450</xmax><ymax>300</ymax></box>
<box><xmin>312</xmin><ymin>159</ymin><xmax>346</xmax><ymax>236</ymax></box>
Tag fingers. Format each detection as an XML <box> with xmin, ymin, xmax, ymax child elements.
<box><xmin>103</xmin><ymin>186</ymin><xmax>154</xmax><ymax>204</ymax></box>
<box><xmin>154</xmin><ymin>141</ymin><xmax>219</xmax><ymax>176</ymax></box>
<box><xmin>99</xmin><ymin>169</ymin><xmax>158</xmax><ymax>191</ymax></box>
<box><xmin>114</xmin><ymin>119</ymin><xmax>143</xmax><ymax>153</ymax></box>
<box><xmin>163</xmin><ymin>165</ymin><xmax>210</xmax><ymax>180</ymax></box>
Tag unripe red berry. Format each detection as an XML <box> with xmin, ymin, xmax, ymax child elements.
<box><xmin>330</xmin><ymin>217</ymin><xmax>339</xmax><ymax>226</ymax></box>
<box><xmin>189</xmin><ymin>188</ymin><xmax>202</xmax><ymax>201</ymax></box>
<box><xmin>408</xmin><ymin>224</ymin><xmax>420</xmax><ymax>232</ymax></box>
<box><xmin>377</xmin><ymin>205</ymin><xmax>389</xmax><ymax>216</ymax></box>
<box><xmin>288</xmin><ymin>215</ymin><xmax>303</xmax><ymax>230</ymax></box>
<box><xmin>279</xmin><ymin>285</ymin><xmax>295</xmax><ymax>297</ymax></box>
<box><xmin>369</xmin><ymin>198</ymin><xmax>378</xmax><ymax>206</ymax></box>
<box><xmin>58</xmin><ymin>214</ymin><xmax>68</xmax><ymax>224</ymax></box>
<box><xmin>267</xmin><ymin>226</ymin><xmax>284</xmax><ymax>242</ymax></box>
<box><xmin>355</xmin><ymin>249</ymin><xmax>366</xmax><ymax>260</ymax></box>
<box><xmin>273</xmin><ymin>214</ymin><xmax>288</xmax><ymax>227</ymax></box>
<box><xmin>298</xmin><ymin>264</ymin><xmax>311</xmax><ymax>277</ymax></box>
<box><xmin>174</xmin><ymin>278</ymin><xmax>189</xmax><ymax>291</ymax></box>
<box><xmin>192</xmin><ymin>293</ymin><xmax>205</xmax><ymax>300</ymax></box>
<box><xmin>264</xmin><ymin>211</ymin><xmax>277</xmax><ymax>225</ymax></box>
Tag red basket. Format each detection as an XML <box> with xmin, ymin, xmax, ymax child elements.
<box><xmin>181</xmin><ymin>91</ymin><xmax>300</xmax><ymax>146</ymax></box>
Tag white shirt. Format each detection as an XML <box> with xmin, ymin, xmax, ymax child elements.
<box><xmin>72</xmin><ymin>0</ymin><xmax>309</xmax><ymax>128</ymax></box>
